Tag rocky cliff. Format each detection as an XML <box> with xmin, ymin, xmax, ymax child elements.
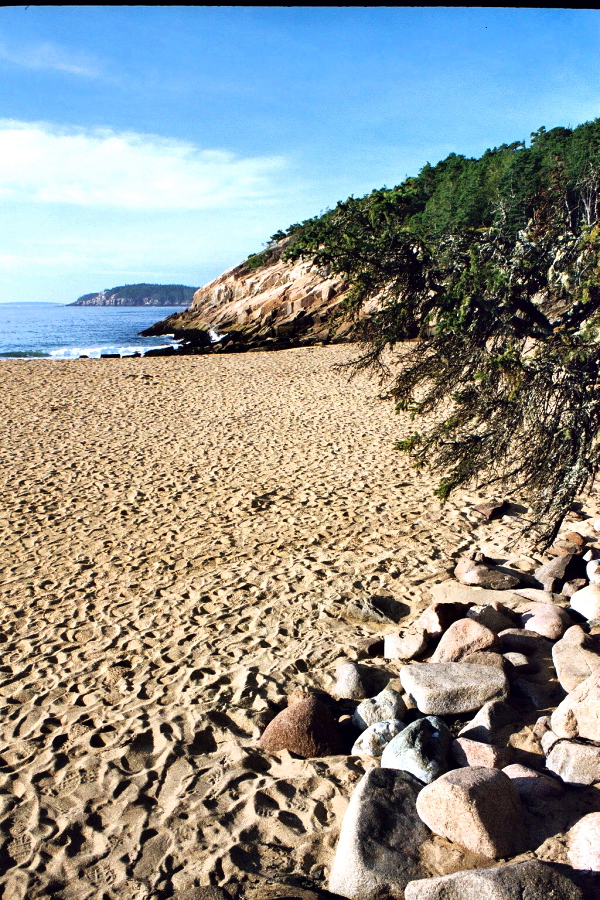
<box><xmin>141</xmin><ymin>242</ymin><xmax>356</xmax><ymax>353</ymax></box>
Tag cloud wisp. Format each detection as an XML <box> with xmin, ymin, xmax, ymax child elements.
<box><xmin>0</xmin><ymin>121</ymin><xmax>288</xmax><ymax>209</ymax></box>
<box><xmin>0</xmin><ymin>41</ymin><xmax>101</xmax><ymax>77</ymax></box>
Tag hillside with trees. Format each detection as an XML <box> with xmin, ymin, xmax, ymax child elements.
<box><xmin>70</xmin><ymin>284</ymin><xmax>196</xmax><ymax>307</ymax></box>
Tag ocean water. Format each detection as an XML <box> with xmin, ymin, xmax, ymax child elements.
<box><xmin>0</xmin><ymin>303</ymin><xmax>186</xmax><ymax>359</ymax></box>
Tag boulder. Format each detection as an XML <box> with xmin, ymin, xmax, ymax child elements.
<box><xmin>535</xmin><ymin>554</ymin><xmax>585</xmax><ymax>590</ymax></box>
<box><xmin>415</xmin><ymin>767</ymin><xmax>524</xmax><ymax>859</ymax></box>
<box><xmin>353</xmin><ymin>688</ymin><xmax>406</xmax><ymax>730</ymax></box>
<box><xmin>498</xmin><ymin>628</ymin><xmax>550</xmax><ymax>655</ymax></box>
<box><xmin>570</xmin><ymin>585</ymin><xmax>600</xmax><ymax>621</ymax></box>
<box><xmin>356</xmin><ymin>635</ymin><xmax>384</xmax><ymax>659</ymax></box>
<box><xmin>259</xmin><ymin>697</ymin><xmax>343</xmax><ymax>757</ymax></box>
<box><xmin>567</xmin><ymin>812</ymin><xmax>600</xmax><ymax>872</ymax></box>
<box><xmin>552</xmin><ymin>625</ymin><xmax>600</xmax><ymax>692</ymax></box>
<box><xmin>458</xmin><ymin>699</ymin><xmax>517</xmax><ymax>744</ymax></box>
<box><xmin>351</xmin><ymin>719</ymin><xmax>405</xmax><ymax>757</ymax></box>
<box><xmin>466</xmin><ymin>602</ymin><xmax>518</xmax><ymax>633</ymax></box>
<box><xmin>415</xmin><ymin>601</ymin><xmax>471</xmax><ymax>638</ymax></box>
<box><xmin>430</xmin><ymin>619</ymin><xmax>499</xmax><ymax>663</ymax></box>
<box><xmin>384</xmin><ymin>630</ymin><xmax>428</xmax><ymax>660</ymax></box>
<box><xmin>328</xmin><ymin>768</ymin><xmax>428</xmax><ymax>900</ymax></box>
<box><xmin>462</xmin><ymin>651</ymin><xmax>506</xmax><ymax>669</ymax></box>
<box><xmin>429</xmin><ymin>582</ymin><xmax>522</xmax><ymax>607</ymax></box>
<box><xmin>400</xmin><ymin>663</ymin><xmax>509</xmax><ymax>716</ymax></box>
<box><xmin>454</xmin><ymin>558</ymin><xmax>520</xmax><ymax>590</ymax></box>
<box><xmin>563</xmin><ymin>578</ymin><xmax>588</xmax><ymax>598</ymax></box>
<box><xmin>502</xmin><ymin>763</ymin><xmax>564</xmax><ymax>803</ymax></box>
<box><xmin>404</xmin><ymin>860</ymin><xmax>582</xmax><ymax>900</ymax></box>
<box><xmin>451</xmin><ymin>737</ymin><xmax>512</xmax><ymax>769</ymax></box>
<box><xmin>551</xmin><ymin>671</ymin><xmax>600</xmax><ymax>741</ymax></box>
<box><xmin>333</xmin><ymin>662</ymin><xmax>374</xmax><ymax>700</ymax></box>
<box><xmin>520</xmin><ymin>602</ymin><xmax>572</xmax><ymax>640</ymax></box>
<box><xmin>546</xmin><ymin>740</ymin><xmax>600</xmax><ymax>785</ymax></box>
<box><xmin>381</xmin><ymin>716</ymin><xmax>452</xmax><ymax>784</ymax></box>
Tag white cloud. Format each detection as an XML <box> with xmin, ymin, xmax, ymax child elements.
<box><xmin>0</xmin><ymin>41</ymin><xmax>100</xmax><ymax>77</ymax></box>
<box><xmin>0</xmin><ymin>120</ymin><xmax>288</xmax><ymax>209</ymax></box>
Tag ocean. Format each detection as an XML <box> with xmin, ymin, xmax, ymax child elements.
<box><xmin>0</xmin><ymin>303</ymin><xmax>185</xmax><ymax>359</ymax></box>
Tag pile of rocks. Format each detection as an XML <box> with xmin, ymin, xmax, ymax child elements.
<box><xmin>258</xmin><ymin>533</ymin><xmax>600</xmax><ymax>899</ymax></box>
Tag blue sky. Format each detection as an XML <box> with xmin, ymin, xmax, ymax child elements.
<box><xmin>1</xmin><ymin>7</ymin><xmax>600</xmax><ymax>302</ymax></box>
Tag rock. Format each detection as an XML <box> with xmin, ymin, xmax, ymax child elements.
<box><xmin>458</xmin><ymin>699</ymin><xmax>517</xmax><ymax>743</ymax></box>
<box><xmin>568</xmin><ymin>812</ymin><xmax>600</xmax><ymax>872</ymax></box>
<box><xmin>415</xmin><ymin>601</ymin><xmax>471</xmax><ymax>639</ymax></box>
<box><xmin>546</xmin><ymin>740</ymin><xmax>600</xmax><ymax>784</ymax></box>
<box><xmin>511</xmin><ymin>677</ymin><xmax>555</xmax><ymax>709</ymax></box>
<box><xmin>520</xmin><ymin>602</ymin><xmax>572</xmax><ymax>640</ymax></box>
<box><xmin>333</xmin><ymin>662</ymin><xmax>374</xmax><ymax>700</ymax></box>
<box><xmin>588</xmin><ymin>559</ymin><xmax>600</xmax><ymax>583</ymax></box>
<box><xmin>353</xmin><ymin>688</ymin><xmax>407</xmax><ymax>730</ymax></box>
<box><xmin>466</xmin><ymin>602</ymin><xmax>518</xmax><ymax>633</ymax></box>
<box><xmin>454</xmin><ymin>558</ymin><xmax>520</xmax><ymax>590</ymax></box>
<box><xmin>502</xmin><ymin>763</ymin><xmax>564</xmax><ymax>803</ymax></box>
<box><xmin>415</xmin><ymin>767</ymin><xmax>524</xmax><ymax>859</ymax></box>
<box><xmin>551</xmin><ymin>671</ymin><xmax>600</xmax><ymax>741</ymax></box>
<box><xmin>404</xmin><ymin>860</ymin><xmax>582</xmax><ymax>900</ymax></box>
<box><xmin>562</xmin><ymin>579</ymin><xmax>588</xmax><ymax>598</ymax></box>
<box><xmin>328</xmin><ymin>767</ymin><xmax>428</xmax><ymax>900</ymax></box>
<box><xmin>498</xmin><ymin>628</ymin><xmax>549</xmax><ymax>655</ymax></box>
<box><xmin>400</xmin><ymin>663</ymin><xmax>509</xmax><ymax>715</ymax></box>
<box><xmin>430</xmin><ymin>619</ymin><xmax>499</xmax><ymax>663</ymax></box>
<box><xmin>552</xmin><ymin>625</ymin><xmax>600</xmax><ymax>692</ymax></box>
<box><xmin>535</xmin><ymin>553</ymin><xmax>585</xmax><ymax>590</ymax></box>
<box><xmin>566</xmin><ymin>531</ymin><xmax>587</xmax><ymax>546</ymax></box>
<box><xmin>571</xmin><ymin>585</ymin><xmax>600</xmax><ymax>621</ymax></box>
<box><xmin>472</xmin><ymin>499</ymin><xmax>508</xmax><ymax>520</ymax></box>
<box><xmin>541</xmin><ymin>729</ymin><xmax>561</xmax><ymax>755</ymax></box>
<box><xmin>384</xmin><ymin>630</ymin><xmax>428</xmax><ymax>660</ymax></box>
<box><xmin>451</xmin><ymin>737</ymin><xmax>512</xmax><ymax>768</ymax></box>
<box><xmin>351</xmin><ymin>719</ymin><xmax>405</xmax><ymax>757</ymax></box>
<box><xmin>356</xmin><ymin>635</ymin><xmax>384</xmax><ymax>659</ymax></box>
<box><xmin>429</xmin><ymin>582</ymin><xmax>523</xmax><ymax>607</ymax></box>
<box><xmin>516</xmin><ymin>587</ymin><xmax>564</xmax><ymax>603</ymax></box>
<box><xmin>381</xmin><ymin>716</ymin><xmax>452</xmax><ymax>784</ymax></box>
<box><xmin>259</xmin><ymin>697</ymin><xmax>343</xmax><ymax>757</ymax></box>
<box><xmin>549</xmin><ymin>539</ymin><xmax>586</xmax><ymax>557</ymax></box>
<box><xmin>345</xmin><ymin>596</ymin><xmax>396</xmax><ymax>626</ymax></box>
<box><xmin>462</xmin><ymin>650</ymin><xmax>506</xmax><ymax>669</ymax></box>
<box><xmin>502</xmin><ymin>651</ymin><xmax>536</xmax><ymax>675</ymax></box>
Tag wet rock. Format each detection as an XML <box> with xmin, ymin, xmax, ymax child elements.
<box><xmin>451</xmin><ymin>737</ymin><xmax>512</xmax><ymax>768</ymax></box>
<box><xmin>430</xmin><ymin>619</ymin><xmax>499</xmax><ymax>663</ymax></box>
<box><xmin>498</xmin><ymin>628</ymin><xmax>550</xmax><ymax>655</ymax></box>
<box><xmin>400</xmin><ymin>663</ymin><xmax>509</xmax><ymax>716</ymax></box>
<box><xmin>552</xmin><ymin>625</ymin><xmax>600</xmax><ymax>692</ymax></box>
<box><xmin>462</xmin><ymin>650</ymin><xmax>506</xmax><ymax>669</ymax></box>
<box><xmin>546</xmin><ymin>740</ymin><xmax>600</xmax><ymax>785</ymax></box>
<box><xmin>567</xmin><ymin>812</ymin><xmax>600</xmax><ymax>872</ymax></box>
<box><xmin>381</xmin><ymin>716</ymin><xmax>452</xmax><ymax>784</ymax></box>
<box><xmin>570</xmin><ymin>585</ymin><xmax>600</xmax><ymax>621</ymax></box>
<box><xmin>551</xmin><ymin>671</ymin><xmax>600</xmax><ymax>741</ymax></box>
<box><xmin>328</xmin><ymin>767</ymin><xmax>428</xmax><ymax>900</ymax></box>
<box><xmin>466</xmin><ymin>602</ymin><xmax>519</xmax><ymax>633</ymax></box>
<box><xmin>458</xmin><ymin>699</ymin><xmax>517</xmax><ymax>744</ymax></box>
<box><xmin>454</xmin><ymin>557</ymin><xmax>520</xmax><ymax>590</ymax></box>
<box><xmin>351</xmin><ymin>719</ymin><xmax>405</xmax><ymax>757</ymax></box>
<box><xmin>353</xmin><ymin>688</ymin><xmax>406</xmax><ymax>730</ymax></box>
<box><xmin>404</xmin><ymin>860</ymin><xmax>582</xmax><ymax>900</ymax></box>
<box><xmin>259</xmin><ymin>697</ymin><xmax>343</xmax><ymax>758</ymax></box>
<box><xmin>384</xmin><ymin>630</ymin><xmax>428</xmax><ymax>660</ymax></box>
<box><xmin>333</xmin><ymin>662</ymin><xmax>375</xmax><ymax>701</ymax></box>
<box><xmin>520</xmin><ymin>602</ymin><xmax>572</xmax><ymax>640</ymax></box>
<box><xmin>416</xmin><ymin>601</ymin><xmax>471</xmax><ymax>638</ymax></box>
<box><xmin>415</xmin><ymin>767</ymin><xmax>524</xmax><ymax>859</ymax></box>
<box><xmin>502</xmin><ymin>763</ymin><xmax>564</xmax><ymax>803</ymax></box>
<box><xmin>356</xmin><ymin>635</ymin><xmax>384</xmax><ymax>659</ymax></box>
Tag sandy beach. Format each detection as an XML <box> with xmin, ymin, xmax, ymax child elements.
<box><xmin>1</xmin><ymin>345</ymin><xmax>594</xmax><ymax>900</ymax></box>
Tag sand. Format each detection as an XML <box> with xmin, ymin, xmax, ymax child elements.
<box><xmin>0</xmin><ymin>345</ymin><xmax>592</xmax><ymax>899</ymax></box>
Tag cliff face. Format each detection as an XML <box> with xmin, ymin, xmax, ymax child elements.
<box><xmin>70</xmin><ymin>284</ymin><xmax>196</xmax><ymax>307</ymax></box>
<box><xmin>141</xmin><ymin>245</ymin><xmax>355</xmax><ymax>351</ymax></box>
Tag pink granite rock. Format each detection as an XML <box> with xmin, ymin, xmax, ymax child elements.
<box><xmin>552</xmin><ymin>625</ymin><xmax>600</xmax><ymax>692</ymax></box>
<box><xmin>259</xmin><ymin>697</ymin><xmax>343</xmax><ymax>758</ymax></box>
<box><xmin>502</xmin><ymin>764</ymin><xmax>564</xmax><ymax>803</ymax></box>
<box><xmin>568</xmin><ymin>812</ymin><xmax>600</xmax><ymax>871</ymax></box>
<box><xmin>431</xmin><ymin>618</ymin><xmax>499</xmax><ymax>663</ymax></box>
<box><xmin>451</xmin><ymin>737</ymin><xmax>512</xmax><ymax>769</ymax></box>
<box><xmin>551</xmin><ymin>671</ymin><xmax>600</xmax><ymax>742</ymax></box>
<box><xmin>520</xmin><ymin>602</ymin><xmax>572</xmax><ymax>640</ymax></box>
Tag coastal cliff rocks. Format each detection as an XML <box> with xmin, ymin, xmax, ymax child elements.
<box><xmin>140</xmin><ymin>240</ymin><xmax>355</xmax><ymax>352</ymax></box>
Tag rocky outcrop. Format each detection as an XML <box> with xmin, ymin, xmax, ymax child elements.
<box><xmin>140</xmin><ymin>241</ymin><xmax>356</xmax><ymax>352</ymax></box>
<box><xmin>70</xmin><ymin>283</ymin><xmax>196</xmax><ymax>307</ymax></box>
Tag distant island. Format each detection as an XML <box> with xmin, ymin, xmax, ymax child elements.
<box><xmin>69</xmin><ymin>283</ymin><xmax>197</xmax><ymax>307</ymax></box>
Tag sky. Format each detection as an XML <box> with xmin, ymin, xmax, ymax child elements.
<box><xmin>1</xmin><ymin>7</ymin><xmax>600</xmax><ymax>303</ymax></box>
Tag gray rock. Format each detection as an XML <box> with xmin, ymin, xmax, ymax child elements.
<box><xmin>345</xmin><ymin>596</ymin><xmax>395</xmax><ymax>625</ymax></box>
<box><xmin>466</xmin><ymin>602</ymin><xmax>519</xmax><ymax>633</ymax></box>
<box><xmin>334</xmin><ymin>661</ymin><xmax>374</xmax><ymax>700</ymax></box>
<box><xmin>381</xmin><ymin>716</ymin><xmax>452</xmax><ymax>783</ymax></box>
<box><xmin>351</xmin><ymin>719</ymin><xmax>405</xmax><ymax>757</ymax></box>
<box><xmin>546</xmin><ymin>740</ymin><xmax>600</xmax><ymax>785</ymax></box>
<box><xmin>400</xmin><ymin>663</ymin><xmax>509</xmax><ymax>716</ymax></box>
<box><xmin>429</xmin><ymin>582</ymin><xmax>523</xmax><ymax>607</ymax></box>
<box><xmin>455</xmin><ymin>558</ymin><xmax>520</xmax><ymax>590</ymax></box>
<box><xmin>458</xmin><ymin>699</ymin><xmax>517</xmax><ymax>744</ymax></box>
<box><xmin>384</xmin><ymin>630</ymin><xmax>428</xmax><ymax>660</ymax></box>
<box><xmin>570</xmin><ymin>585</ymin><xmax>600</xmax><ymax>621</ymax></box>
<box><xmin>568</xmin><ymin>812</ymin><xmax>600</xmax><ymax>872</ymax></box>
<box><xmin>551</xmin><ymin>670</ymin><xmax>600</xmax><ymax>741</ymax></box>
<box><xmin>535</xmin><ymin>553</ymin><xmax>585</xmax><ymax>590</ymax></box>
<box><xmin>462</xmin><ymin>651</ymin><xmax>506</xmax><ymax>669</ymax></box>
<box><xmin>415</xmin><ymin>767</ymin><xmax>524</xmax><ymax>859</ymax></box>
<box><xmin>353</xmin><ymin>687</ymin><xmax>407</xmax><ymax>730</ymax></box>
<box><xmin>404</xmin><ymin>860</ymin><xmax>582</xmax><ymax>900</ymax></box>
<box><xmin>328</xmin><ymin>767</ymin><xmax>428</xmax><ymax>900</ymax></box>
